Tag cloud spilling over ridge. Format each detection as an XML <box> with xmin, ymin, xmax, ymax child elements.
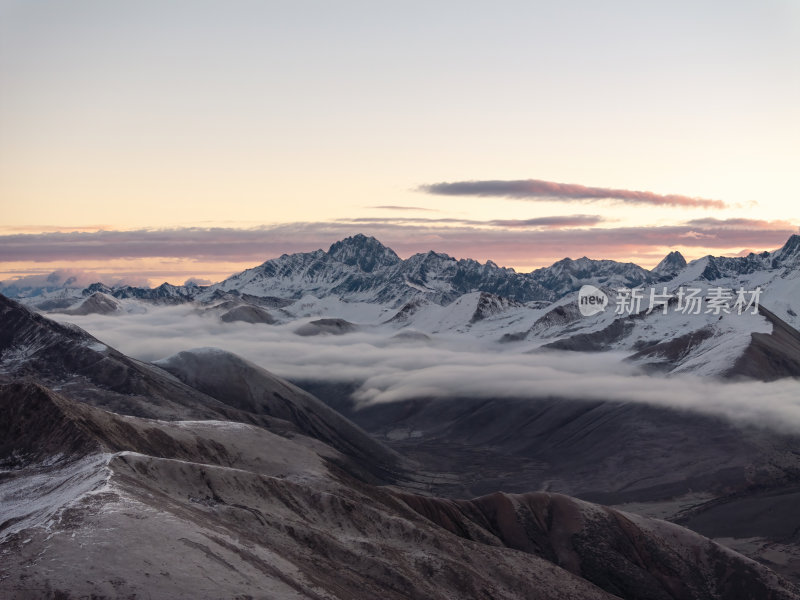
<box><xmin>0</xmin><ymin>268</ymin><xmax>151</xmax><ymax>290</ymax></box>
<box><xmin>50</xmin><ymin>306</ymin><xmax>800</xmax><ymax>434</ymax></box>
<box><xmin>420</xmin><ymin>179</ymin><xmax>726</xmax><ymax>208</ymax></box>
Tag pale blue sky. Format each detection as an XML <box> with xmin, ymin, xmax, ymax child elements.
<box><xmin>1</xmin><ymin>0</ymin><xmax>798</xmax><ymax>281</ymax></box>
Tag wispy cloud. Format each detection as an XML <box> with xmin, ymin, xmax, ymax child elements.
<box><xmin>0</xmin><ymin>224</ymin><xmax>114</xmax><ymax>234</ymax></box>
<box><xmin>685</xmin><ymin>218</ymin><xmax>797</xmax><ymax>229</ymax></box>
<box><xmin>489</xmin><ymin>215</ymin><xmax>605</xmax><ymax>228</ymax></box>
<box><xmin>184</xmin><ymin>276</ymin><xmax>213</xmax><ymax>286</ymax></box>
<box><xmin>368</xmin><ymin>205</ymin><xmax>437</xmax><ymax>212</ymax></box>
<box><xmin>342</xmin><ymin>215</ymin><xmax>606</xmax><ymax>228</ymax></box>
<box><xmin>420</xmin><ymin>179</ymin><xmax>726</xmax><ymax>209</ymax></box>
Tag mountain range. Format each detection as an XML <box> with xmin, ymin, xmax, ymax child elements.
<box><xmin>5</xmin><ymin>232</ymin><xmax>800</xmax><ymax>380</ymax></box>
<box><xmin>6</xmin><ymin>233</ymin><xmax>800</xmax><ymax>308</ymax></box>
<box><xmin>0</xmin><ymin>232</ymin><xmax>663</xmax><ymax>305</ymax></box>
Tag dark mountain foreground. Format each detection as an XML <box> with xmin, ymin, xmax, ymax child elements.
<box><xmin>2</xmin><ymin>382</ymin><xmax>798</xmax><ymax>600</ymax></box>
<box><xmin>2</xmin><ymin>294</ymin><xmax>800</xmax><ymax>599</ymax></box>
<box><xmin>299</xmin><ymin>384</ymin><xmax>800</xmax><ymax>584</ymax></box>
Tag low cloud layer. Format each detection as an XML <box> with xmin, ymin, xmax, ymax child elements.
<box><xmin>420</xmin><ymin>179</ymin><xmax>726</xmax><ymax>208</ymax></box>
<box><xmin>50</xmin><ymin>306</ymin><xmax>800</xmax><ymax>434</ymax></box>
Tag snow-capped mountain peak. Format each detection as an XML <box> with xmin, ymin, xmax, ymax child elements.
<box><xmin>327</xmin><ymin>234</ymin><xmax>401</xmax><ymax>272</ymax></box>
<box><xmin>772</xmin><ymin>233</ymin><xmax>800</xmax><ymax>268</ymax></box>
<box><xmin>652</xmin><ymin>250</ymin><xmax>687</xmax><ymax>278</ymax></box>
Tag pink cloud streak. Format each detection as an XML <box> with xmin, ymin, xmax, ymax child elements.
<box><xmin>420</xmin><ymin>179</ymin><xmax>726</xmax><ymax>208</ymax></box>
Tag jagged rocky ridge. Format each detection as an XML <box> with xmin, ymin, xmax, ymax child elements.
<box><xmin>5</xmin><ymin>233</ymin><xmax>800</xmax><ymax>311</ymax></box>
<box><xmin>0</xmin><ymin>233</ymin><xmax>664</xmax><ymax>306</ymax></box>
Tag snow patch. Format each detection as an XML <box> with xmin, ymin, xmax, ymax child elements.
<box><xmin>0</xmin><ymin>454</ymin><xmax>114</xmax><ymax>542</ymax></box>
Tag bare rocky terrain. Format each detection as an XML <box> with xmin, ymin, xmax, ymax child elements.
<box><xmin>298</xmin><ymin>380</ymin><xmax>800</xmax><ymax>585</ymax></box>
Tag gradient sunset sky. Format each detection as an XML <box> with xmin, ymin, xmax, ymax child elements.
<box><xmin>1</xmin><ymin>0</ymin><xmax>798</xmax><ymax>286</ymax></box>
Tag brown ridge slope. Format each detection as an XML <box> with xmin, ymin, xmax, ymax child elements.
<box><xmin>400</xmin><ymin>490</ymin><xmax>799</xmax><ymax>600</ymax></box>
<box><xmin>729</xmin><ymin>306</ymin><xmax>800</xmax><ymax>380</ymax></box>
<box><xmin>2</xmin><ymin>381</ymin><xmax>799</xmax><ymax>599</ymax></box>
<box><xmin>0</xmin><ymin>381</ymin><xmax>101</xmax><ymax>466</ymax></box>
<box><xmin>1</xmin><ymin>382</ymin><xmax>620</xmax><ymax>600</ymax></box>
<box><xmin>0</xmin><ymin>293</ymin><xmax>238</xmax><ymax>420</ymax></box>
<box><xmin>155</xmin><ymin>348</ymin><xmax>404</xmax><ymax>480</ymax></box>
<box><xmin>0</xmin><ymin>294</ymin><xmax>404</xmax><ymax>483</ymax></box>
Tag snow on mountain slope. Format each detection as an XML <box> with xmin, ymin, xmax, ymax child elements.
<box><xmin>627</xmin><ymin>308</ymin><xmax>773</xmax><ymax>377</ymax></box>
<box><xmin>382</xmin><ymin>291</ymin><xmax>547</xmax><ymax>337</ymax></box>
<box><xmin>529</xmin><ymin>256</ymin><xmax>654</xmax><ymax>297</ymax></box>
<box><xmin>524</xmin><ymin>285</ymin><xmax>620</xmax><ymax>342</ymax></box>
<box><xmin>182</xmin><ymin>233</ymin><xmax>664</xmax><ymax>310</ymax></box>
<box><xmin>504</xmin><ymin>235</ymin><xmax>800</xmax><ymax>376</ymax></box>
<box><xmin>536</xmin><ymin>291</ymin><xmax>799</xmax><ymax>379</ymax></box>
<box><xmin>652</xmin><ymin>250</ymin><xmax>688</xmax><ymax>279</ymax></box>
<box><xmin>3</xmin><ymin>281</ymin><xmax>197</xmax><ymax>313</ymax></box>
<box><xmin>327</xmin><ymin>233</ymin><xmax>402</xmax><ymax>271</ymax></box>
<box><xmin>59</xmin><ymin>291</ymin><xmax>122</xmax><ymax>315</ymax></box>
<box><xmin>199</xmin><ymin>234</ymin><xmax>553</xmax><ymax>307</ymax></box>
<box><xmin>642</xmin><ymin>239</ymin><xmax>800</xmax><ymax>331</ymax></box>
<box><xmin>760</xmin><ymin>271</ymin><xmax>800</xmax><ymax>327</ymax></box>
<box><xmin>283</xmin><ymin>293</ymin><xmax>395</xmax><ymax>323</ymax></box>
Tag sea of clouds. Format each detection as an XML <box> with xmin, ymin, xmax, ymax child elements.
<box><xmin>50</xmin><ymin>304</ymin><xmax>800</xmax><ymax>433</ymax></box>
